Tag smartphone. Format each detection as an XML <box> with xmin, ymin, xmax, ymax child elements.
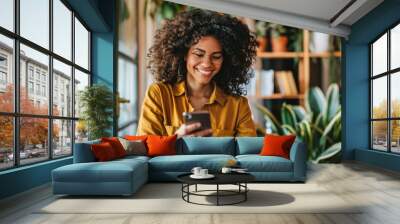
<box><xmin>182</xmin><ymin>111</ymin><xmax>211</xmax><ymax>130</ymax></box>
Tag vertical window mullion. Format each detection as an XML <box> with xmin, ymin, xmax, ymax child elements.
<box><xmin>388</xmin><ymin>30</ymin><xmax>391</xmax><ymax>152</ymax></box>
<box><xmin>48</xmin><ymin>0</ymin><xmax>53</xmax><ymax>159</ymax></box>
<box><xmin>71</xmin><ymin>11</ymin><xmax>75</xmax><ymax>154</ymax></box>
<box><xmin>14</xmin><ymin>0</ymin><xmax>20</xmax><ymax>167</ymax></box>
<box><xmin>370</xmin><ymin>46</ymin><xmax>373</xmax><ymax>149</ymax></box>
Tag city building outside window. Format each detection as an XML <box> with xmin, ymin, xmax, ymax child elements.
<box><xmin>0</xmin><ymin>0</ymin><xmax>91</xmax><ymax>170</ymax></box>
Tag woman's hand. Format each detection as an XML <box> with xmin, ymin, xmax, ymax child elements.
<box><xmin>174</xmin><ymin>122</ymin><xmax>213</xmax><ymax>138</ymax></box>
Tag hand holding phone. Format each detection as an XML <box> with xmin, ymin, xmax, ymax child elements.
<box><xmin>174</xmin><ymin>111</ymin><xmax>212</xmax><ymax>138</ymax></box>
<box><xmin>182</xmin><ymin>111</ymin><xmax>211</xmax><ymax>130</ymax></box>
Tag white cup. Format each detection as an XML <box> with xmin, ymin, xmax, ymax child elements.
<box><xmin>191</xmin><ymin>167</ymin><xmax>202</xmax><ymax>176</ymax></box>
<box><xmin>200</xmin><ymin>169</ymin><xmax>208</xmax><ymax>176</ymax></box>
<box><xmin>221</xmin><ymin>167</ymin><xmax>232</xmax><ymax>174</ymax></box>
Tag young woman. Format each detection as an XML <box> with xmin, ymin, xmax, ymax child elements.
<box><xmin>137</xmin><ymin>9</ymin><xmax>257</xmax><ymax>138</ymax></box>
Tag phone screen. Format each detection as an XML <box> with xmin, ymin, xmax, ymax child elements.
<box><xmin>182</xmin><ymin>111</ymin><xmax>211</xmax><ymax>130</ymax></box>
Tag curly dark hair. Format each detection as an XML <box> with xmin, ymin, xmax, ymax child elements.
<box><xmin>147</xmin><ymin>9</ymin><xmax>257</xmax><ymax>96</ymax></box>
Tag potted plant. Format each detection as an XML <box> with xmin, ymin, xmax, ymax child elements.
<box><xmin>255</xmin><ymin>21</ymin><xmax>268</xmax><ymax>52</ymax></box>
<box><xmin>266</xmin><ymin>23</ymin><xmax>288</xmax><ymax>52</ymax></box>
<box><xmin>79</xmin><ymin>84</ymin><xmax>114</xmax><ymax>140</ymax></box>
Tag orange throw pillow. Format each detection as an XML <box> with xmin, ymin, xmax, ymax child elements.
<box><xmin>101</xmin><ymin>137</ymin><xmax>127</xmax><ymax>158</ymax></box>
<box><xmin>260</xmin><ymin>134</ymin><xmax>296</xmax><ymax>159</ymax></box>
<box><xmin>146</xmin><ymin>135</ymin><xmax>177</xmax><ymax>157</ymax></box>
<box><xmin>124</xmin><ymin>135</ymin><xmax>148</xmax><ymax>142</ymax></box>
<box><xmin>91</xmin><ymin>142</ymin><xmax>117</xmax><ymax>161</ymax></box>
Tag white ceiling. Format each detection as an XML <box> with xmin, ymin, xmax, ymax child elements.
<box><xmin>167</xmin><ymin>0</ymin><xmax>384</xmax><ymax>38</ymax></box>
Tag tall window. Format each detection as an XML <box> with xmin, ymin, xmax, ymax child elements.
<box><xmin>117</xmin><ymin>0</ymin><xmax>139</xmax><ymax>136</ymax></box>
<box><xmin>0</xmin><ymin>0</ymin><xmax>91</xmax><ymax>171</ymax></box>
<box><xmin>370</xmin><ymin>22</ymin><xmax>400</xmax><ymax>154</ymax></box>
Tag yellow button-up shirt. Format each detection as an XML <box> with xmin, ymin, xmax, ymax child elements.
<box><xmin>137</xmin><ymin>81</ymin><xmax>256</xmax><ymax>137</ymax></box>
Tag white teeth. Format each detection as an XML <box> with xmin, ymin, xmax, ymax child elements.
<box><xmin>197</xmin><ymin>69</ymin><xmax>212</xmax><ymax>75</ymax></box>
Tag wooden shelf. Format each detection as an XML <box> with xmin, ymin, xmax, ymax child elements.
<box><xmin>257</xmin><ymin>51</ymin><xmax>341</xmax><ymax>58</ymax></box>
<box><xmin>250</xmin><ymin>30</ymin><xmax>341</xmax><ymax>104</ymax></box>
<box><xmin>309</xmin><ymin>51</ymin><xmax>341</xmax><ymax>58</ymax></box>
<box><xmin>257</xmin><ymin>52</ymin><xmax>303</xmax><ymax>58</ymax></box>
<box><xmin>253</xmin><ymin>94</ymin><xmax>304</xmax><ymax>100</ymax></box>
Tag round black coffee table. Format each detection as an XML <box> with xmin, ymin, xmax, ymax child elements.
<box><xmin>177</xmin><ymin>173</ymin><xmax>255</xmax><ymax>206</ymax></box>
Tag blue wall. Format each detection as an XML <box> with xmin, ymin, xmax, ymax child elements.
<box><xmin>343</xmin><ymin>0</ymin><xmax>400</xmax><ymax>171</ymax></box>
<box><xmin>0</xmin><ymin>0</ymin><xmax>116</xmax><ymax>200</ymax></box>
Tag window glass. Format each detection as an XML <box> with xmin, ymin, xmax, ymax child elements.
<box><xmin>20</xmin><ymin>0</ymin><xmax>49</xmax><ymax>49</ymax></box>
<box><xmin>372</xmin><ymin>121</ymin><xmax>388</xmax><ymax>151</ymax></box>
<box><xmin>0</xmin><ymin>35</ymin><xmax>14</xmax><ymax>113</ymax></box>
<box><xmin>372</xmin><ymin>33</ymin><xmax>387</xmax><ymax>76</ymax></box>
<box><xmin>53</xmin><ymin>0</ymin><xmax>72</xmax><ymax>60</ymax></box>
<box><xmin>118</xmin><ymin>57</ymin><xmax>138</xmax><ymax>136</ymax></box>
<box><xmin>391</xmin><ymin>72</ymin><xmax>400</xmax><ymax>118</ymax></box>
<box><xmin>19</xmin><ymin>117</ymin><xmax>49</xmax><ymax>165</ymax></box>
<box><xmin>372</xmin><ymin>76</ymin><xmax>387</xmax><ymax>119</ymax></box>
<box><xmin>20</xmin><ymin>44</ymin><xmax>49</xmax><ymax>115</ymax></box>
<box><xmin>391</xmin><ymin>24</ymin><xmax>400</xmax><ymax>70</ymax></box>
<box><xmin>118</xmin><ymin>0</ymin><xmax>137</xmax><ymax>56</ymax></box>
<box><xmin>53</xmin><ymin>119</ymin><xmax>72</xmax><ymax>158</ymax></box>
<box><xmin>0</xmin><ymin>116</ymin><xmax>13</xmax><ymax>170</ymax></box>
<box><xmin>0</xmin><ymin>0</ymin><xmax>14</xmax><ymax>31</ymax></box>
<box><xmin>75</xmin><ymin>120</ymin><xmax>88</xmax><ymax>143</ymax></box>
<box><xmin>53</xmin><ymin>59</ymin><xmax>72</xmax><ymax>116</ymax></box>
<box><xmin>74</xmin><ymin>18</ymin><xmax>89</xmax><ymax>70</ymax></box>
<box><xmin>74</xmin><ymin>69</ymin><xmax>89</xmax><ymax>118</ymax></box>
<box><xmin>391</xmin><ymin>120</ymin><xmax>400</xmax><ymax>153</ymax></box>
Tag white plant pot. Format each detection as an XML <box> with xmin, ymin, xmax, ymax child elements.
<box><xmin>310</xmin><ymin>32</ymin><xmax>330</xmax><ymax>52</ymax></box>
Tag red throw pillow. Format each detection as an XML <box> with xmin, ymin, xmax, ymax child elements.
<box><xmin>260</xmin><ymin>134</ymin><xmax>296</xmax><ymax>159</ymax></box>
<box><xmin>101</xmin><ymin>137</ymin><xmax>127</xmax><ymax>158</ymax></box>
<box><xmin>146</xmin><ymin>135</ymin><xmax>177</xmax><ymax>157</ymax></box>
<box><xmin>91</xmin><ymin>142</ymin><xmax>117</xmax><ymax>161</ymax></box>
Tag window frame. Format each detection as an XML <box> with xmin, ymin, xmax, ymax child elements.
<box><xmin>0</xmin><ymin>0</ymin><xmax>92</xmax><ymax>171</ymax></box>
<box><xmin>370</xmin><ymin>20</ymin><xmax>400</xmax><ymax>154</ymax></box>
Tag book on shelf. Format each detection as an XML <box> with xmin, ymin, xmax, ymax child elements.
<box><xmin>246</xmin><ymin>73</ymin><xmax>256</xmax><ymax>96</ymax></box>
<box><xmin>275</xmin><ymin>71</ymin><xmax>298</xmax><ymax>95</ymax></box>
<box><xmin>260</xmin><ymin>69</ymin><xmax>274</xmax><ymax>96</ymax></box>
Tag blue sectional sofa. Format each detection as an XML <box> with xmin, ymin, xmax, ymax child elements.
<box><xmin>52</xmin><ymin>137</ymin><xmax>307</xmax><ymax>196</ymax></box>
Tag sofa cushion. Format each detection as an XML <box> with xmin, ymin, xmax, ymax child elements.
<box><xmin>101</xmin><ymin>137</ymin><xmax>127</xmax><ymax>158</ymax></box>
<box><xmin>147</xmin><ymin>135</ymin><xmax>177</xmax><ymax>156</ymax></box>
<box><xmin>235</xmin><ymin>137</ymin><xmax>264</xmax><ymax>155</ymax></box>
<box><xmin>119</xmin><ymin>138</ymin><xmax>147</xmax><ymax>156</ymax></box>
<box><xmin>148</xmin><ymin>154</ymin><xmax>235</xmax><ymax>172</ymax></box>
<box><xmin>53</xmin><ymin>158</ymin><xmax>147</xmax><ymax>183</ymax></box>
<box><xmin>178</xmin><ymin>137</ymin><xmax>235</xmax><ymax>155</ymax></box>
<box><xmin>91</xmin><ymin>142</ymin><xmax>118</xmax><ymax>161</ymax></box>
<box><xmin>236</xmin><ymin>155</ymin><xmax>293</xmax><ymax>172</ymax></box>
<box><xmin>260</xmin><ymin>134</ymin><xmax>296</xmax><ymax>159</ymax></box>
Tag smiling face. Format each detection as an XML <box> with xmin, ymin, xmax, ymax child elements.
<box><xmin>185</xmin><ymin>36</ymin><xmax>223</xmax><ymax>87</ymax></box>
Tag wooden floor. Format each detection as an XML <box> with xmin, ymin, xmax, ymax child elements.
<box><xmin>1</xmin><ymin>162</ymin><xmax>400</xmax><ymax>224</ymax></box>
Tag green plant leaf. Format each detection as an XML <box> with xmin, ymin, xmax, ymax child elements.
<box><xmin>305</xmin><ymin>86</ymin><xmax>326</xmax><ymax>117</ymax></box>
<box><xmin>255</xmin><ymin>103</ymin><xmax>282</xmax><ymax>133</ymax></box>
<box><xmin>315</xmin><ymin>142</ymin><xmax>342</xmax><ymax>163</ymax></box>
<box><xmin>292</xmin><ymin>105</ymin><xmax>307</xmax><ymax>121</ymax></box>
<box><xmin>281</xmin><ymin>104</ymin><xmax>297</xmax><ymax>127</ymax></box>
<box><xmin>323</xmin><ymin>83</ymin><xmax>340</xmax><ymax>125</ymax></box>
<box><xmin>282</xmin><ymin>124</ymin><xmax>296</xmax><ymax>135</ymax></box>
<box><xmin>322</xmin><ymin>111</ymin><xmax>341</xmax><ymax>138</ymax></box>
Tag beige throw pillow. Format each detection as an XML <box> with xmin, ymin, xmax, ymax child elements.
<box><xmin>118</xmin><ymin>138</ymin><xmax>147</xmax><ymax>156</ymax></box>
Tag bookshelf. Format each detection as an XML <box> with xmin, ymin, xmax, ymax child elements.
<box><xmin>250</xmin><ymin>30</ymin><xmax>341</xmax><ymax>105</ymax></box>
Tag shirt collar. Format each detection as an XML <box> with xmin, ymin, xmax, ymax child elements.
<box><xmin>173</xmin><ymin>81</ymin><xmax>226</xmax><ymax>106</ymax></box>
